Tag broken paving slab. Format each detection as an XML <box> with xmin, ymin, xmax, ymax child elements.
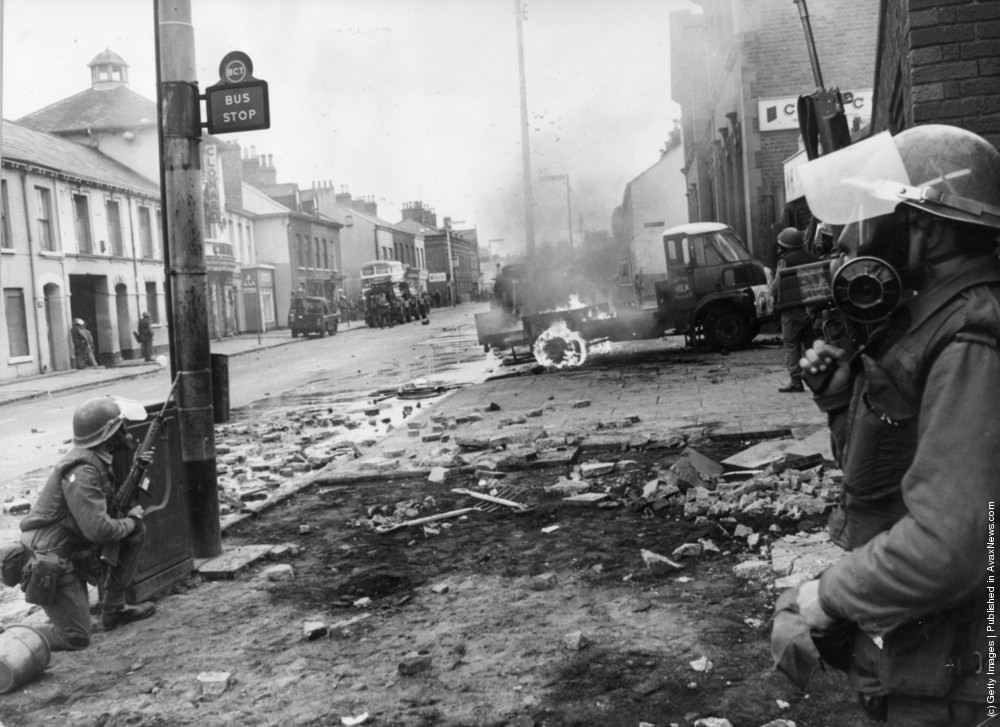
<box><xmin>770</xmin><ymin>530</ymin><xmax>844</xmax><ymax>590</ymax></box>
<box><xmin>721</xmin><ymin>437</ymin><xmax>805</xmax><ymax>470</ymax></box>
<box><xmin>195</xmin><ymin>544</ymin><xmax>276</xmax><ymax>580</ymax></box>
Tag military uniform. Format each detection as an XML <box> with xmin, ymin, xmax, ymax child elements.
<box><xmin>816</xmin><ymin>256</ymin><xmax>1000</xmax><ymax>723</ymax></box>
<box><xmin>20</xmin><ymin>448</ymin><xmax>145</xmax><ymax>650</ymax></box>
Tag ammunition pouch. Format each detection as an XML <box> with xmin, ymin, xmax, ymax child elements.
<box><xmin>879</xmin><ymin>609</ymin><xmax>972</xmax><ymax>698</ymax></box>
<box><xmin>21</xmin><ymin>552</ymin><xmax>69</xmax><ymax>606</ymax></box>
<box><xmin>811</xmin><ymin>619</ymin><xmax>854</xmax><ymax>672</ymax></box>
<box><xmin>0</xmin><ymin>542</ymin><xmax>28</xmax><ymax>588</ymax></box>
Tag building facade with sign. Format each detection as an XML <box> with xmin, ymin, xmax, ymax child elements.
<box><xmin>670</xmin><ymin>0</ymin><xmax>878</xmax><ymax>265</ymax></box>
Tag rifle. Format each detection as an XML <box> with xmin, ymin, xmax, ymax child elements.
<box><xmin>100</xmin><ymin>375</ymin><xmax>180</xmax><ymax>569</ymax></box>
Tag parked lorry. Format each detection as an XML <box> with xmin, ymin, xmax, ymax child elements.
<box><xmin>475</xmin><ymin>222</ymin><xmax>772</xmax><ymax>364</ymax></box>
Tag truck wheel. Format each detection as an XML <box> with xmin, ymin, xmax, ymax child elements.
<box><xmin>331</xmin><ymin>320</ymin><xmax>339</xmax><ymax>335</ymax></box>
<box><xmin>291</xmin><ymin>329</ymin><xmax>299</xmax><ymax>338</ymax></box>
<box><xmin>702</xmin><ymin>306</ymin><xmax>751</xmax><ymax>350</ymax></box>
<box><xmin>319</xmin><ymin>325</ymin><xmax>327</xmax><ymax>338</ymax></box>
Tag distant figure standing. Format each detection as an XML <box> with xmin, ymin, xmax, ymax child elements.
<box><xmin>633</xmin><ymin>272</ymin><xmax>644</xmax><ymax>306</ymax></box>
<box><xmin>771</xmin><ymin>227</ymin><xmax>818</xmax><ymax>392</ymax></box>
<box><xmin>70</xmin><ymin>319</ymin><xmax>98</xmax><ymax>369</ymax></box>
<box><xmin>135</xmin><ymin>313</ymin><xmax>154</xmax><ymax>362</ymax></box>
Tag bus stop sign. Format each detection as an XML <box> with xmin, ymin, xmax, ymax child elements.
<box><xmin>204</xmin><ymin>51</ymin><xmax>270</xmax><ymax>135</ymax></box>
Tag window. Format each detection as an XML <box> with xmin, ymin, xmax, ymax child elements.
<box><xmin>1</xmin><ymin>180</ymin><xmax>11</xmax><ymax>249</ymax></box>
<box><xmin>106</xmin><ymin>200</ymin><xmax>123</xmax><ymax>256</ymax></box>
<box><xmin>4</xmin><ymin>288</ymin><xmax>29</xmax><ymax>357</ymax></box>
<box><xmin>295</xmin><ymin>234</ymin><xmax>304</xmax><ymax>268</ymax></box>
<box><xmin>138</xmin><ymin>206</ymin><xmax>154</xmax><ymax>258</ymax></box>
<box><xmin>156</xmin><ymin>210</ymin><xmax>162</xmax><ymax>256</ymax></box>
<box><xmin>35</xmin><ymin>187</ymin><xmax>55</xmax><ymax>251</ymax></box>
<box><xmin>73</xmin><ymin>194</ymin><xmax>94</xmax><ymax>253</ymax></box>
<box><xmin>145</xmin><ymin>282</ymin><xmax>159</xmax><ymax>323</ymax></box>
<box><xmin>313</xmin><ymin>237</ymin><xmax>320</xmax><ymax>268</ymax></box>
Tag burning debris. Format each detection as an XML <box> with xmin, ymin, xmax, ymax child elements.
<box><xmin>532</xmin><ymin>320</ymin><xmax>589</xmax><ymax>368</ymax></box>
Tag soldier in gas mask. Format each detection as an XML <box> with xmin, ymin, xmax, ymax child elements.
<box><xmin>772</xmin><ymin>124</ymin><xmax>1000</xmax><ymax>726</ymax></box>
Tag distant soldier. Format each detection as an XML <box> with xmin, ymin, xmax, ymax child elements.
<box><xmin>70</xmin><ymin>319</ymin><xmax>98</xmax><ymax>369</ymax></box>
<box><xmin>134</xmin><ymin>313</ymin><xmax>154</xmax><ymax>362</ymax></box>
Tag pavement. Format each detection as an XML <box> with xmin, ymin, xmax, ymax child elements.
<box><xmin>0</xmin><ymin>304</ymin><xmax>829</xmax><ymax>457</ymax></box>
<box><xmin>0</xmin><ymin>319</ymin><xmax>368</xmax><ymax>408</ymax></box>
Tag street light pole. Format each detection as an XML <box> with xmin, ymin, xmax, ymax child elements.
<box><xmin>444</xmin><ymin>217</ymin><xmax>465</xmax><ymax>306</ymax></box>
<box><xmin>539</xmin><ymin>173</ymin><xmax>573</xmax><ymax>248</ymax></box>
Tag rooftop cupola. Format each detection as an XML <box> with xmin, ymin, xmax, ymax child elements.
<box><xmin>88</xmin><ymin>48</ymin><xmax>129</xmax><ymax>89</ymax></box>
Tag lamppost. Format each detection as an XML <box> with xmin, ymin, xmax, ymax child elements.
<box><xmin>538</xmin><ymin>173</ymin><xmax>573</xmax><ymax>248</ymax></box>
<box><xmin>444</xmin><ymin>217</ymin><xmax>465</xmax><ymax>306</ymax></box>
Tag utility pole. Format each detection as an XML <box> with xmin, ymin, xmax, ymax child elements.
<box><xmin>155</xmin><ymin>0</ymin><xmax>221</xmax><ymax>557</ymax></box>
<box><xmin>515</xmin><ymin>0</ymin><xmax>535</xmax><ymax>259</ymax></box>
<box><xmin>444</xmin><ymin>217</ymin><xmax>465</xmax><ymax>306</ymax></box>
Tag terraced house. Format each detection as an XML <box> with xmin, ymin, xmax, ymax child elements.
<box><xmin>0</xmin><ymin>119</ymin><xmax>164</xmax><ymax>377</ymax></box>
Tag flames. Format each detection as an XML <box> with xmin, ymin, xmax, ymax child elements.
<box><xmin>533</xmin><ymin>320</ymin><xmax>588</xmax><ymax>369</ymax></box>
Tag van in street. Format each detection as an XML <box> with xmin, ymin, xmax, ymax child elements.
<box><xmin>288</xmin><ymin>296</ymin><xmax>339</xmax><ymax>338</ymax></box>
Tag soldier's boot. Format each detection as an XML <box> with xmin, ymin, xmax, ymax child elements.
<box><xmin>102</xmin><ymin>601</ymin><xmax>156</xmax><ymax>631</ymax></box>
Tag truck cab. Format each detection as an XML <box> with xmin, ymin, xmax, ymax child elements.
<box><xmin>653</xmin><ymin>222</ymin><xmax>771</xmax><ymax>349</ymax></box>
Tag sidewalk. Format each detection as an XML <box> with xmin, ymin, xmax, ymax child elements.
<box><xmin>0</xmin><ymin>321</ymin><xmax>366</xmax><ymax>408</ymax></box>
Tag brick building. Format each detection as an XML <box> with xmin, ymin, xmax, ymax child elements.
<box><xmin>871</xmin><ymin>0</ymin><xmax>1000</xmax><ymax>143</ymax></box>
<box><xmin>670</xmin><ymin>0</ymin><xmax>879</xmax><ymax>266</ymax></box>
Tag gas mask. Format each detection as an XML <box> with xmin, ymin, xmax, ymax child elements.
<box><xmin>799</xmin><ymin>125</ymin><xmax>1000</xmax><ymax>324</ymax></box>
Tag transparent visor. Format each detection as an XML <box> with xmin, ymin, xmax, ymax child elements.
<box><xmin>798</xmin><ymin>131</ymin><xmax>913</xmax><ymax>225</ymax></box>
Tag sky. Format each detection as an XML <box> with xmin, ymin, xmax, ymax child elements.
<box><xmin>2</xmin><ymin>0</ymin><xmax>694</xmax><ymax>257</ymax></box>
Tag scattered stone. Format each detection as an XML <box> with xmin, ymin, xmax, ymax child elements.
<box><xmin>544</xmin><ymin>477</ymin><xmax>590</xmax><ymax>495</ymax></box>
<box><xmin>430</xmin><ymin>582</ymin><xmax>450</xmax><ymax>595</ymax></box>
<box><xmin>693</xmin><ymin>719</ymin><xmax>732</xmax><ymax>727</ymax></box>
<box><xmin>261</xmin><ymin>564</ymin><xmax>294</xmax><ymax>582</ymax></box>
<box><xmin>690</xmin><ymin>655</ymin><xmax>713</xmax><ymax>672</ymax></box>
<box><xmin>760</xmin><ymin>720</ymin><xmax>796</xmax><ymax>727</ymax></box>
<box><xmin>353</xmin><ymin>597</ymin><xmax>372</xmax><ymax>608</ymax></box>
<box><xmin>329</xmin><ymin>613</ymin><xmax>371</xmax><ymax>638</ymax></box>
<box><xmin>485</xmin><ymin>402</ymin><xmax>501</xmax><ymax>412</ymax></box>
<box><xmin>529</xmin><ymin>572</ymin><xmax>557</xmax><ymax>590</ymax></box>
<box><xmin>562</xmin><ymin>492</ymin><xmax>609</xmax><ymax>505</ymax></box>
<box><xmin>302</xmin><ymin>620</ymin><xmax>328</xmax><ymax>640</ymax></box>
<box><xmin>196</xmin><ymin>671</ymin><xmax>232</xmax><ymax>697</ymax></box>
<box><xmin>563</xmin><ymin>631</ymin><xmax>588</xmax><ymax>650</ymax></box>
<box><xmin>732</xmin><ymin>559</ymin><xmax>771</xmax><ymax>580</ymax></box>
<box><xmin>571</xmin><ymin>400</ymin><xmax>591</xmax><ymax>408</ymax></box>
<box><xmin>733</xmin><ymin>523</ymin><xmax>754</xmax><ymax>538</ymax></box>
<box><xmin>398</xmin><ymin>650</ymin><xmax>433</xmax><ymax>676</ymax></box>
<box><xmin>672</xmin><ymin>542</ymin><xmax>703</xmax><ymax>559</ymax></box>
<box><xmin>681</xmin><ymin>447</ymin><xmax>724</xmax><ymax>477</ymax></box>
<box><xmin>298</xmin><ymin>524</ymin><xmax>311</xmax><ymax>535</ymax></box>
<box><xmin>640</xmin><ymin>548</ymin><xmax>684</xmax><ymax>574</ymax></box>
<box><xmin>428</xmin><ymin>467</ymin><xmax>449</xmax><ymax>484</ymax></box>
<box><xmin>580</xmin><ymin>462</ymin><xmax>615</xmax><ymax>477</ymax></box>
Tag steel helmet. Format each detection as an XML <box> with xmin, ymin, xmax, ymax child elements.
<box><xmin>72</xmin><ymin>396</ymin><xmax>147</xmax><ymax>448</ymax></box>
<box><xmin>73</xmin><ymin>318</ymin><xmax>84</xmax><ymax>326</ymax></box>
<box><xmin>892</xmin><ymin>124</ymin><xmax>1000</xmax><ymax>230</ymax></box>
<box><xmin>777</xmin><ymin>227</ymin><xmax>804</xmax><ymax>249</ymax></box>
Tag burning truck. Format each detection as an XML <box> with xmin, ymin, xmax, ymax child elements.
<box><xmin>476</xmin><ymin>222</ymin><xmax>773</xmax><ymax>368</ymax></box>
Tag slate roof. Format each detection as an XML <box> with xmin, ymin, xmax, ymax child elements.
<box><xmin>16</xmin><ymin>84</ymin><xmax>156</xmax><ymax>134</ymax></box>
<box><xmin>2</xmin><ymin>119</ymin><xmax>159</xmax><ymax>196</ymax></box>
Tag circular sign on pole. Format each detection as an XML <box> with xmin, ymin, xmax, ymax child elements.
<box><xmin>219</xmin><ymin>51</ymin><xmax>253</xmax><ymax>85</ymax></box>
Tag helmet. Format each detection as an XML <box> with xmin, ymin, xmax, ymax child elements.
<box><xmin>72</xmin><ymin>396</ymin><xmax>146</xmax><ymax>448</ymax></box>
<box><xmin>73</xmin><ymin>318</ymin><xmax>84</xmax><ymax>326</ymax></box>
<box><xmin>892</xmin><ymin>124</ymin><xmax>1000</xmax><ymax>230</ymax></box>
<box><xmin>777</xmin><ymin>227</ymin><xmax>804</xmax><ymax>249</ymax></box>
